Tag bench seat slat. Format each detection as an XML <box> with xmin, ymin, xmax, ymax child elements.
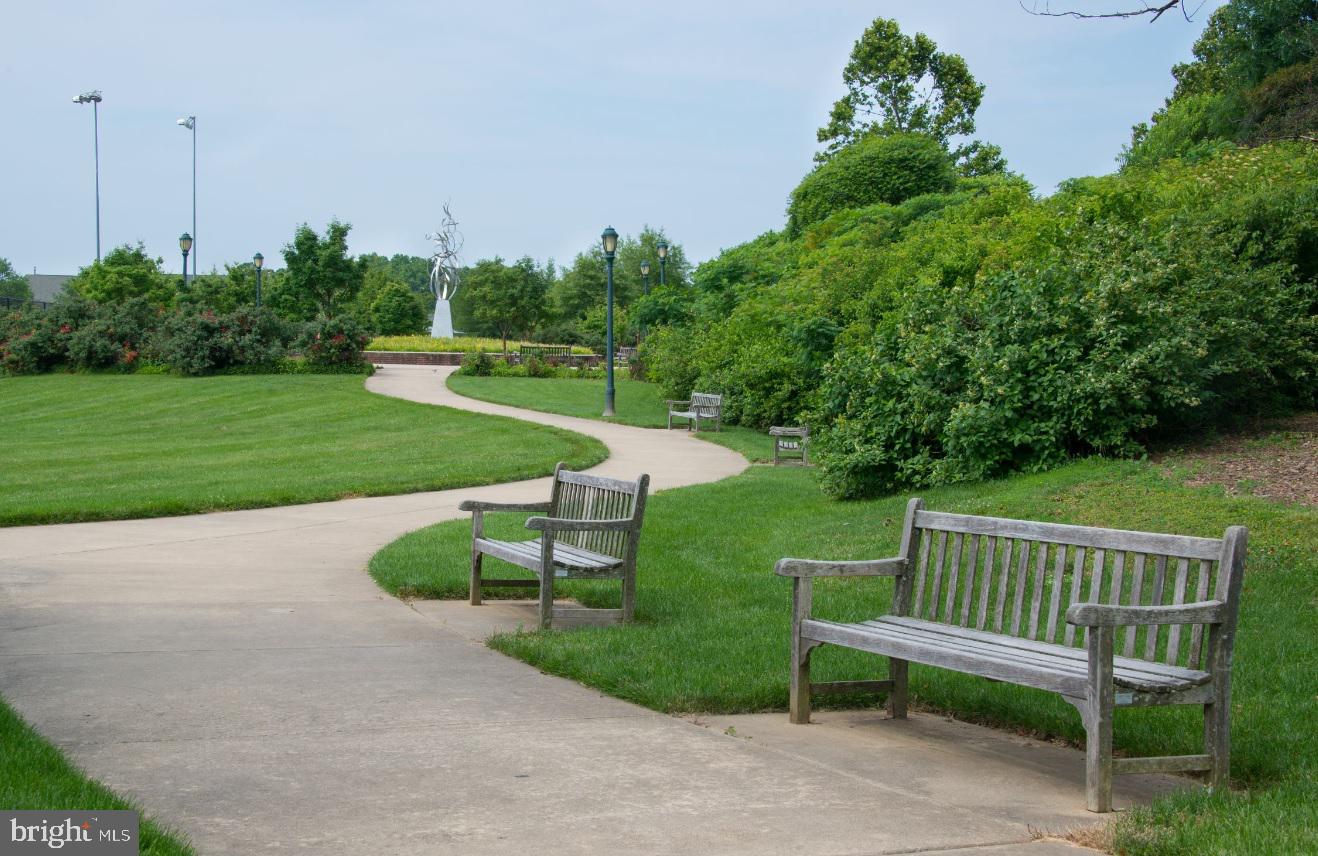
<box><xmin>475</xmin><ymin>537</ymin><xmax>624</xmax><ymax>577</ymax></box>
<box><xmin>876</xmin><ymin>616</ymin><xmax>1211</xmax><ymax>685</ymax></box>
<box><xmin>801</xmin><ymin>617</ymin><xmax>1209</xmax><ymax>694</ymax></box>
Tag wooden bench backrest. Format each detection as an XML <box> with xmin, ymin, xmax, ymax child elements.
<box><xmin>550</xmin><ymin>467</ymin><xmax>649</xmax><ymax>559</ymax></box>
<box><xmin>690</xmin><ymin>393</ymin><xmax>722</xmax><ymax>416</ymax></box>
<box><xmin>896</xmin><ymin>499</ymin><xmax>1246</xmax><ymax>672</ymax></box>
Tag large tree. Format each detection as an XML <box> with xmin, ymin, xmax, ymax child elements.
<box><xmin>68</xmin><ymin>244</ymin><xmax>171</xmax><ymax>305</ymax></box>
<box><xmin>463</xmin><ymin>256</ymin><xmax>550</xmax><ymax>351</ymax></box>
<box><xmin>279</xmin><ymin>220</ymin><xmax>364</xmax><ymax>319</ymax></box>
<box><xmin>0</xmin><ymin>257</ymin><xmax>32</xmax><ymax>302</ymax></box>
<box><xmin>816</xmin><ymin>18</ymin><xmax>987</xmax><ymax>162</ymax></box>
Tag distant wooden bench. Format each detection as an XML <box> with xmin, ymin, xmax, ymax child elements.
<box><xmin>518</xmin><ymin>344</ymin><xmax>572</xmax><ymax>361</ymax></box>
<box><xmin>776</xmin><ymin>498</ymin><xmax>1247</xmax><ymax>812</ymax></box>
<box><xmin>666</xmin><ymin>393</ymin><xmax>722</xmax><ymax>432</ymax></box>
<box><xmin>770</xmin><ymin>426</ymin><xmax>809</xmax><ymax>466</ymax></box>
<box><xmin>460</xmin><ymin>464</ymin><xmax>650</xmax><ymax>630</ymax></box>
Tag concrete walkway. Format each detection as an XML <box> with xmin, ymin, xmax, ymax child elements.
<box><xmin>0</xmin><ymin>366</ymin><xmax>1180</xmax><ymax>854</ymax></box>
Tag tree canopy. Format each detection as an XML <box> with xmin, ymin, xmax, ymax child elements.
<box><xmin>816</xmin><ymin>18</ymin><xmax>986</xmax><ymax>162</ymax></box>
<box><xmin>278</xmin><ymin>220</ymin><xmax>365</xmax><ymax>319</ymax></box>
<box><xmin>68</xmin><ymin>244</ymin><xmax>172</xmax><ymax>306</ymax></box>
<box><xmin>0</xmin><ymin>258</ymin><xmax>32</xmax><ymax>302</ymax></box>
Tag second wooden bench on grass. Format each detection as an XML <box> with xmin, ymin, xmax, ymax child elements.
<box><xmin>460</xmin><ymin>464</ymin><xmax>650</xmax><ymax>630</ymax></box>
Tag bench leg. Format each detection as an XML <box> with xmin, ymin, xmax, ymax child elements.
<box><xmin>469</xmin><ymin>550</ymin><xmax>483</xmax><ymax>606</ymax></box>
<box><xmin>888</xmin><ymin>658</ymin><xmax>908</xmax><ymax>719</ymax></box>
<box><xmin>789</xmin><ymin>638</ymin><xmax>815</xmax><ymax>724</ymax></box>
<box><xmin>621</xmin><ymin>570</ymin><xmax>636</xmax><ymax>623</ymax></box>
<box><xmin>1082</xmin><ymin>626</ymin><xmax>1115</xmax><ymax>812</ymax></box>
<box><xmin>1204</xmin><ymin>682</ymin><xmax>1231</xmax><ymax>792</ymax></box>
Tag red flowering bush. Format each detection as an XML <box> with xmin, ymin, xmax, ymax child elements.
<box><xmin>298</xmin><ymin>316</ymin><xmax>369</xmax><ymax>368</ymax></box>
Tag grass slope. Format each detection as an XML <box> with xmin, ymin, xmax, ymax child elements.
<box><xmin>0</xmin><ymin>374</ymin><xmax>605</xmax><ymax>526</ymax></box>
<box><xmin>446</xmin><ymin>374</ymin><xmax>774</xmax><ymax>462</ymax></box>
<box><xmin>370</xmin><ymin>459</ymin><xmax>1317</xmax><ymax>854</ymax></box>
<box><xmin>0</xmin><ymin>700</ymin><xmax>193</xmax><ymax>854</ymax></box>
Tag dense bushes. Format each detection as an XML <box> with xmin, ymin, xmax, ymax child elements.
<box><xmin>0</xmin><ymin>294</ymin><xmax>370</xmax><ymax>377</ymax></box>
<box><xmin>455</xmin><ymin>351</ymin><xmax>604</xmax><ymax>380</ymax></box>
<box><xmin>787</xmin><ymin>133</ymin><xmax>956</xmax><ymax>235</ymax></box>
<box><xmin>644</xmin><ymin>141</ymin><xmax>1318</xmax><ymax>499</ymax></box>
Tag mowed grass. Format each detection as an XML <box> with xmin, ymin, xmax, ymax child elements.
<box><xmin>0</xmin><ymin>700</ymin><xmax>194</xmax><ymax>854</ymax></box>
<box><xmin>446</xmin><ymin>374</ymin><xmax>775</xmax><ymax>462</ymax></box>
<box><xmin>370</xmin><ymin>459</ymin><xmax>1317</xmax><ymax>854</ymax></box>
<box><xmin>0</xmin><ymin>374</ymin><xmax>606</xmax><ymax>526</ymax></box>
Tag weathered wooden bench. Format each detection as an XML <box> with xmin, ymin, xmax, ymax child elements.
<box><xmin>770</xmin><ymin>426</ymin><xmax>809</xmax><ymax>466</ymax></box>
<box><xmin>460</xmin><ymin>464</ymin><xmax>650</xmax><ymax>630</ymax></box>
<box><xmin>666</xmin><ymin>392</ymin><xmax>722</xmax><ymax>432</ymax></box>
<box><xmin>776</xmin><ymin>498</ymin><xmax>1247</xmax><ymax>812</ymax></box>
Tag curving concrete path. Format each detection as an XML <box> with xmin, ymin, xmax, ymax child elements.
<box><xmin>0</xmin><ymin>366</ymin><xmax>1179</xmax><ymax>855</ymax></box>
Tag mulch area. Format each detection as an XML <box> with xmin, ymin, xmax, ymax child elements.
<box><xmin>1154</xmin><ymin>413</ymin><xmax>1318</xmax><ymax>508</ymax></box>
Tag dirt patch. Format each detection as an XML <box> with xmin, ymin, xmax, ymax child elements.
<box><xmin>1155</xmin><ymin>413</ymin><xmax>1318</xmax><ymax>507</ymax></box>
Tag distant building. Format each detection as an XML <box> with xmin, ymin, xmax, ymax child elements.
<box><xmin>28</xmin><ymin>274</ymin><xmax>73</xmax><ymax>303</ymax></box>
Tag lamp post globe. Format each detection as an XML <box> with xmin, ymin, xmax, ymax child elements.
<box><xmin>601</xmin><ymin>226</ymin><xmax>619</xmax><ymax>417</ymax></box>
<box><xmin>253</xmin><ymin>252</ymin><xmax>264</xmax><ymax>309</ymax></box>
<box><xmin>656</xmin><ymin>240</ymin><xmax>669</xmax><ymax>286</ymax></box>
<box><xmin>640</xmin><ymin>259</ymin><xmax>651</xmax><ymax>294</ymax></box>
<box><xmin>179</xmin><ymin>233</ymin><xmax>192</xmax><ymax>290</ymax></box>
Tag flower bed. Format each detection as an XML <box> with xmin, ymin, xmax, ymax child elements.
<box><xmin>366</xmin><ymin>335</ymin><xmax>593</xmax><ymax>355</ymax></box>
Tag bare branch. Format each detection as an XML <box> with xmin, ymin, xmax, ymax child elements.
<box><xmin>1019</xmin><ymin>1</ymin><xmax>1201</xmax><ymax>22</ymax></box>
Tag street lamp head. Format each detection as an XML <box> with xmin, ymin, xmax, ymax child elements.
<box><xmin>179</xmin><ymin>233</ymin><xmax>193</xmax><ymax>254</ymax></box>
<box><xmin>655</xmin><ymin>240</ymin><xmax>669</xmax><ymax>260</ymax></box>
<box><xmin>73</xmin><ymin>90</ymin><xmax>102</xmax><ymax>104</ymax></box>
<box><xmin>640</xmin><ymin>260</ymin><xmax>651</xmax><ymax>276</ymax></box>
<box><xmin>176</xmin><ymin>116</ymin><xmax>195</xmax><ymax>129</ymax></box>
<box><xmin>253</xmin><ymin>252</ymin><xmax>264</xmax><ymax>269</ymax></box>
<box><xmin>601</xmin><ymin>226</ymin><xmax>619</xmax><ymax>259</ymax></box>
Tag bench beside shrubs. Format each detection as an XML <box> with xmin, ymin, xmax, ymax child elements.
<box><xmin>777</xmin><ymin>498</ymin><xmax>1247</xmax><ymax>812</ymax></box>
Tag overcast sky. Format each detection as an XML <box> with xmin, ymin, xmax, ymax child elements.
<box><xmin>1</xmin><ymin>1</ymin><xmax>1221</xmax><ymax>276</ymax></box>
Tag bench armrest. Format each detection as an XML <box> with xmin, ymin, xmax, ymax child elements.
<box><xmin>525</xmin><ymin>516</ymin><xmax>637</xmax><ymax>533</ymax></box>
<box><xmin>666</xmin><ymin>399</ymin><xmax>691</xmax><ymax>408</ymax></box>
<box><xmin>459</xmin><ymin>500</ymin><xmax>552</xmax><ymax>513</ymax></box>
<box><xmin>774</xmin><ymin>557</ymin><xmax>906</xmax><ymax>578</ymax></box>
<box><xmin>1066</xmin><ymin>600</ymin><xmax>1225</xmax><ymax>627</ymax></box>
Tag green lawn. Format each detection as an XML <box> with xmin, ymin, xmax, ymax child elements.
<box><xmin>0</xmin><ymin>374</ymin><xmax>606</xmax><ymax>526</ymax></box>
<box><xmin>0</xmin><ymin>700</ymin><xmax>194</xmax><ymax>854</ymax></box>
<box><xmin>446</xmin><ymin>374</ymin><xmax>775</xmax><ymax>462</ymax></box>
<box><xmin>370</xmin><ymin>459</ymin><xmax>1317</xmax><ymax>854</ymax></box>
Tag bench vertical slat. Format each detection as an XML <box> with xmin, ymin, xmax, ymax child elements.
<box><xmin>1123</xmin><ymin>553</ymin><xmax>1148</xmax><ymax>657</ymax></box>
<box><xmin>1009</xmin><ymin>540</ymin><xmax>1032</xmax><ymax>636</ymax></box>
<box><xmin>959</xmin><ymin>534</ymin><xmax>981</xmax><ymax>626</ymax></box>
<box><xmin>992</xmin><ymin>538</ymin><xmax>1015</xmax><ymax>632</ymax></box>
<box><xmin>1027</xmin><ymin>541</ymin><xmax>1049</xmax><ymax>640</ymax></box>
<box><xmin>1081</xmin><ymin>549</ymin><xmax>1107</xmax><ymax>648</ymax></box>
<box><xmin>1187</xmin><ymin>559</ymin><xmax>1214</xmax><ymax>668</ymax></box>
<box><xmin>1045</xmin><ymin>543</ymin><xmax>1069</xmax><ymax>644</ymax></box>
<box><xmin>942</xmin><ymin>533</ymin><xmax>964</xmax><ymax>623</ymax></box>
<box><xmin>1165</xmin><ymin>557</ymin><xmax>1192</xmax><ymax>665</ymax></box>
<box><xmin>1108</xmin><ymin>551</ymin><xmax>1126</xmax><ymax>612</ymax></box>
<box><xmin>976</xmin><ymin>537</ymin><xmax>996</xmax><ymax>630</ymax></box>
<box><xmin>926</xmin><ymin>531</ymin><xmax>950</xmax><ymax>621</ymax></box>
<box><xmin>911</xmin><ymin>529</ymin><xmax>933</xmax><ymax>618</ymax></box>
<box><xmin>1064</xmin><ymin>546</ymin><xmax>1088</xmax><ymax>646</ymax></box>
<box><xmin>1144</xmin><ymin>555</ymin><xmax>1170</xmax><ymax>660</ymax></box>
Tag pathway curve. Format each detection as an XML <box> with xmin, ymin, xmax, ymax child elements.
<box><xmin>0</xmin><ymin>366</ymin><xmax>1176</xmax><ymax>855</ymax></box>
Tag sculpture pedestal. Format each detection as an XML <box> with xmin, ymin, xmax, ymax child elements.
<box><xmin>429</xmin><ymin>299</ymin><xmax>453</xmax><ymax>339</ymax></box>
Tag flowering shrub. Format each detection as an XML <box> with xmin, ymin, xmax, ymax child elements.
<box><xmin>299</xmin><ymin>316</ymin><xmax>369</xmax><ymax>368</ymax></box>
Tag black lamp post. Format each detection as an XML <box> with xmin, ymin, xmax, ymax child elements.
<box><xmin>601</xmin><ymin>226</ymin><xmax>619</xmax><ymax>417</ymax></box>
<box><xmin>656</xmin><ymin>240</ymin><xmax>669</xmax><ymax>286</ymax></box>
<box><xmin>179</xmin><ymin>233</ymin><xmax>193</xmax><ymax>290</ymax></box>
<box><xmin>639</xmin><ymin>259</ymin><xmax>651</xmax><ymax>344</ymax></box>
<box><xmin>253</xmin><ymin>252</ymin><xmax>264</xmax><ymax>309</ymax></box>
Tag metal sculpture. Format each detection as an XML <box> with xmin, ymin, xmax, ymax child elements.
<box><xmin>427</xmin><ymin>203</ymin><xmax>463</xmax><ymax>338</ymax></box>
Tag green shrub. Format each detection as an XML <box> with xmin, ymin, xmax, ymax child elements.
<box><xmin>298</xmin><ymin>316</ymin><xmax>369</xmax><ymax>369</ymax></box>
<box><xmin>524</xmin><ymin>355</ymin><xmax>549</xmax><ymax>378</ymax></box>
<box><xmin>787</xmin><ymin>132</ymin><xmax>956</xmax><ymax>236</ymax></box>
<box><xmin>459</xmin><ymin>351</ymin><xmax>495</xmax><ymax>376</ymax></box>
<box><xmin>65</xmin><ymin>297</ymin><xmax>156</xmax><ymax>371</ymax></box>
<box><xmin>151</xmin><ymin>307</ymin><xmax>289</xmax><ymax>376</ymax></box>
<box><xmin>370</xmin><ymin>282</ymin><xmax>427</xmax><ymax>335</ymax></box>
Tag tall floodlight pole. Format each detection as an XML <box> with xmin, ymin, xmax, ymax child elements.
<box><xmin>601</xmin><ymin>226</ymin><xmax>619</xmax><ymax>417</ymax></box>
<box><xmin>656</xmin><ymin>239</ymin><xmax>669</xmax><ymax>286</ymax></box>
<box><xmin>177</xmin><ymin>116</ymin><xmax>197</xmax><ymax>277</ymax></box>
<box><xmin>73</xmin><ymin>91</ymin><xmax>103</xmax><ymax>261</ymax></box>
